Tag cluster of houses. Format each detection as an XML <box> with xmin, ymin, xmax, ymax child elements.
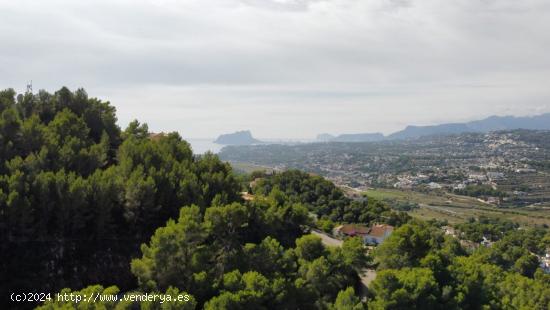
<box><xmin>393</xmin><ymin>171</ymin><xmax>507</xmax><ymax>192</ymax></box>
<box><xmin>333</xmin><ymin>223</ymin><xmax>394</xmax><ymax>245</ymax></box>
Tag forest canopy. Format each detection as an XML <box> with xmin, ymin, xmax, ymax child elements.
<box><xmin>0</xmin><ymin>87</ymin><xmax>240</xmax><ymax>300</ymax></box>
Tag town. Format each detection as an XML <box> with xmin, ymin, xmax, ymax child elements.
<box><xmin>221</xmin><ymin>130</ymin><xmax>550</xmax><ymax>208</ymax></box>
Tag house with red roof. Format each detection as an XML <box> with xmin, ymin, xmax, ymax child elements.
<box><xmin>333</xmin><ymin>223</ymin><xmax>394</xmax><ymax>245</ymax></box>
<box><xmin>363</xmin><ymin>224</ymin><xmax>394</xmax><ymax>245</ymax></box>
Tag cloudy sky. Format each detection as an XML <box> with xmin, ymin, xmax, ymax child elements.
<box><xmin>1</xmin><ymin>0</ymin><xmax>549</xmax><ymax>139</ymax></box>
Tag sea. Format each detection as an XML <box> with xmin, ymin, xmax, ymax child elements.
<box><xmin>186</xmin><ymin>138</ymin><xmax>317</xmax><ymax>155</ymax></box>
<box><xmin>187</xmin><ymin>139</ymin><xmax>225</xmax><ymax>154</ymax></box>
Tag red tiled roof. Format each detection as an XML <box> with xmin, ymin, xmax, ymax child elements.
<box><xmin>338</xmin><ymin>224</ymin><xmax>369</xmax><ymax>236</ymax></box>
<box><xmin>366</xmin><ymin>224</ymin><xmax>394</xmax><ymax>238</ymax></box>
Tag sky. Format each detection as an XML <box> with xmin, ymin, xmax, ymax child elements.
<box><xmin>1</xmin><ymin>0</ymin><xmax>550</xmax><ymax>139</ymax></box>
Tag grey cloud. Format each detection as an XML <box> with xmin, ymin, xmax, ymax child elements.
<box><xmin>1</xmin><ymin>0</ymin><xmax>549</xmax><ymax>138</ymax></box>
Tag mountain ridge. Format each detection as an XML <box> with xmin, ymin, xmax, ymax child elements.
<box><xmin>318</xmin><ymin>113</ymin><xmax>550</xmax><ymax>141</ymax></box>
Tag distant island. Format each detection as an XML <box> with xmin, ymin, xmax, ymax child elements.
<box><xmin>318</xmin><ymin>113</ymin><xmax>550</xmax><ymax>141</ymax></box>
<box><xmin>214</xmin><ymin>130</ymin><xmax>262</xmax><ymax>145</ymax></box>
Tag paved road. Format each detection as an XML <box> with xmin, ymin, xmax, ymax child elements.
<box><xmin>310</xmin><ymin>229</ymin><xmax>377</xmax><ymax>293</ymax></box>
<box><xmin>311</xmin><ymin>230</ymin><xmax>343</xmax><ymax>247</ymax></box>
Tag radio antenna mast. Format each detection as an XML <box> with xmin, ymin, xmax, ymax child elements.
<box><xmin>26</xmin><ymin>80</ymin><xmax>33</xmax><ymax>93</ymax></box>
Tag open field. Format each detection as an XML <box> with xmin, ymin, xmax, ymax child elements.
<box><xmin>364</xmin><ymin>188</ymin><xmax>550</xmax><ymax>227</ymax></box>
<box><xmin>229</xmin><ymin>161</ymin><xmax>278</xmax><ymax>174</ymax></box>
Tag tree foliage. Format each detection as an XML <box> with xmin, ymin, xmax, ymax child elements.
<box><xmin>252</xmin><ymin>169</ymin><xmax>410</xmax><ymax>226</ymax></box>
<box><xmin>0</xmin><ymin>88</ymin><xmax>240</xmax><ymax>298</ymax></box>
<box><xmin>131</xmin><ymin>203</ymin><xmax>366</xmax><ymax>308</ymax></box>
<box><xmin>369</xmin><ymin>220</ymin><xmax>550</xmax><ymax>310</ymax></box>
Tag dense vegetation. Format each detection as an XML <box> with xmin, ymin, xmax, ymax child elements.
<box><xmin>1</xmin><ymin>88</ymin><xmax>376</xmax><ymax>309</ymax></box>
<box><xmin>453</xmin><ymin>184</ymin><xmax>507</xmax><ymax>198</ymax></box>
<box><xmin>39</xmin><ymin>201</ymin><xmax>367</xmax><ymax>309</ymax></box>
<box><xmin>0</xmin><ymin>88</ymin><xmax>240</xmax><ymax>302</ymax></box>
<box><xmin>369</xmin><ymin>220</ymin><xmax>550</xmax><ymax>309</ymax></box>
<box><xmin>455</xmin><ymin>216</ymin><xmax>519</xmax><ymax>242</ymax></box>
<box><xmin>251</xmin><ymin>170</ymin><xmax>410</xmax><ymax>226</ymax></box>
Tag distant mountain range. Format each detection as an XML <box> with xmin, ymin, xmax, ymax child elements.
<box><xmin>388</xmin><ymin>113</ymin><xmax>550</xmax><ymax>140</ymax></box>
<box><xmin>215</xmin><ymin>114</ymin><xmax>550</xmax><ymax>145</ymax></box>
<box><xmin>318</xmin><ymin>113</ymin><xmax>550</xmax><ymax>142</ymax></box>
<box><xmin>214</xmin><ymin>130</ymin><xmax>262</xmax><ymax>145</ymax></box>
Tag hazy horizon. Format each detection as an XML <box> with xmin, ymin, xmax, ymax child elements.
<box><xmin>185</xmin><ymin>110</ymin><xmax>550</xmax><ymax>141</ymax></box>
<box><xmin>2</xmin><ymin>0</ymin><xmax>550</xmax><ymax>139</ymax></box>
